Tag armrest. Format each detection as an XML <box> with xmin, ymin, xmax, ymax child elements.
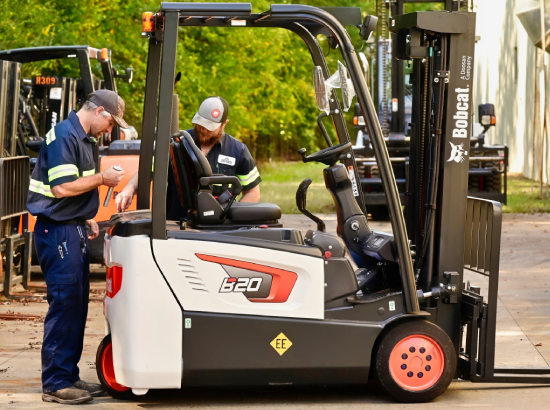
<box><xmin>199</xmin><ymin>176</ymin><xmax>243</xmax><ymax>196</ymax></box>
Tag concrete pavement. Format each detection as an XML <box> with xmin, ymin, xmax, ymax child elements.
<box><xmin>1</xmin><ymin>213</ymin><xmax>550</xmax><ymax>409</ymax></box>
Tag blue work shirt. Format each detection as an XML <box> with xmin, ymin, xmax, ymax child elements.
<box><xmin>27</xmin><ymin>111</ymin><xmax>99</xmax><ymax>222</ymax></box>
<box><xmin>166</xmin><ymin>128</ymin><xmax>261</xmax><ymax>220</ymax></box>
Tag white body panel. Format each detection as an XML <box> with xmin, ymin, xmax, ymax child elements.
<box><xmin>104</xmin><ymin>235</ymin><xmax>182</xmax><ymax>388</ymax></box>
<box><xmin>152</xmin><ymin>239</ymin><xmax>325</xmax><ymax>320</ymax></box>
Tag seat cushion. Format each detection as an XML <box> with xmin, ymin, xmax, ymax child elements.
<box><xmin>226</xmin><ymin>202</ymin><xmax>282</xmax><ymax>222</ymax></box>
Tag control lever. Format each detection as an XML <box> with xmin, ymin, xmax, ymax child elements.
<box><xmin>296</xmin><ymin>179</ymin><xmax>326</xmax><ymax>232</ymax></box>
<box><xmin>103</xmin><ymin>165</ymin><xmax>123</xmax><ymax>207</ymax></box>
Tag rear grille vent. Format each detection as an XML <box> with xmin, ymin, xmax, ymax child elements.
<box><xmin>0</xmin><ymin>156</ymin><xmax>29</xmax><ymax>221</ymax></box>
<box><xmin>177</xmin><ymin>258</ymin><xmax>208</xmax><ymax>293</ymax></box>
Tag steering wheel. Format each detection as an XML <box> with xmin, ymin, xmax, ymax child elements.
<box><xmin>298</xmin><ymin>142</ymin><xmax>352</xmax><ymax>166</ymax></box>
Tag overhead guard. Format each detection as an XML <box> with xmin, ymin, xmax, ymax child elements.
<box><xmin>390</xmin><ymin>11</ymin><xmax>469</xmax><ymax>34</ymax></box>
<box><xmin>161</xmin><ymin>2</ymin><xmax>252</xmax><ymax>16</ymax></box>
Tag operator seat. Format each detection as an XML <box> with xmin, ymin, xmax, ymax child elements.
<box><xmin>169</xmin><ymin>130</ymin><xmax>281</xmax><ymax>226</ymax></box>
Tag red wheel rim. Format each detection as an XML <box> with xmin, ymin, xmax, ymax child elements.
<box><xmin>388</xmin><ymin>334</ymin><xmax>445</xmax><ymax>392</ymax></box>
<box><xmin>101</xmin><ymin>341</ymin><xmax>130</xmax><ymax>392</ymax></box>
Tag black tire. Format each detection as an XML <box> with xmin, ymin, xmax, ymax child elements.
<box><xmin>374</xmin><ymin>320</ymin><xmax>456</xmax><ymax>403</ymax></box>
<box><xmin>96</xmin><ymin>334</ymin><xmax>135</xmax><ymax>400</ymax></box>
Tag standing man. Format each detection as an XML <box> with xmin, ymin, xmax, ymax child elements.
<box><xmin>115</xmin><ymin>96</ymin><xmax>261</xmax><ymax>219</ymax></box>
<box><xmin>27</xmin><ymin>90</ymin><xmax>126</xmax><ymax>405</ymax></box>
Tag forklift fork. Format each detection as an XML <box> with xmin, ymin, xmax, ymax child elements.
<box><xmin>460</xmin><ymin>197</ymin><xmax>550</xmax><ymax>383</ymax></box>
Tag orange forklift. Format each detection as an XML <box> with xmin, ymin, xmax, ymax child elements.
<box><xmin>0</xmin><ymin>46</ymin><xmax>137</xmax><ymax>296</ymax></box>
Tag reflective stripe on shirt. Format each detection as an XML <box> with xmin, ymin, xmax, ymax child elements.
<box><xmin>48</xmin><ymin>164</ymin><xmax>79</xmax><ymax>182</ymax></box>
<box><xmin>237</xmin><ymin>166</ymin><xmax>260</xmax><ymax>185</ymax></box>
<box><xmin>29</xmin><ymin>179</ymin><xmax>55</xmax><ymax>198</ymax></box>
<box><xmin>45</xmin><ymin>128</ymin><xmax>56</xmax><ymax>145</ymax></box>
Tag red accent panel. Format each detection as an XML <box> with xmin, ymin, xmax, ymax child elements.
<box><xmin>228</xmin><ymin>278</ymin><xmax>237</xmax><ymax>283</ymax></box>
<box><xmin>106</xmin><ymin>266</ymin><xmax>123</xmax><ymax>298</ymax></box>
<box><xmin>196</xmin><ymin>254</ymin><xmax>297</xmax><ymax>303</ymax></box>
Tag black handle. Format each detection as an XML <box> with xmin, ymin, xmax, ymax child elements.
<box><xmin>317</xmin><ymin>112</ymin><xmax>333</xmax><ymax>147</ymax></box>
<box><xmin>199</xmin><ymin>176</ymin><xmax>243</xmax><ymax>196</ymax></box>
<box><xmin>296</xmin><ymin>178</ymin><xmax>325</xmax><ymax>232</ymax></box>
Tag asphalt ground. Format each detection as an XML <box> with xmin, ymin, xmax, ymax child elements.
<box><xmin>1</xmin><ymin>213</ymin><xmax>550</xmax><ymax>409</ymax></box>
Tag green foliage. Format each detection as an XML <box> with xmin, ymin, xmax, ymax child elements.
<box><xmin>2</xmin><ymin>0</ymin><xmax>449</xmax><ymax>159</ymax></box>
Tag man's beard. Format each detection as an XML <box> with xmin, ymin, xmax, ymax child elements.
<box><xmin>195</xmin><ymin>125</ymin><xmax>224</xmax><ymax>147</ymax></box>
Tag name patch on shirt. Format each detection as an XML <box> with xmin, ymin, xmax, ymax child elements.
<box><xmin>218</xmin><ymin>155</ymin><xmax>236</xmax><ymax>166</ymax></box>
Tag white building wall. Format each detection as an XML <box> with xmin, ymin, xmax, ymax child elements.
<box><xmin>472</xmin><ymin>0</ymin><xmax>546</xmax><ymax>180</ymax></box>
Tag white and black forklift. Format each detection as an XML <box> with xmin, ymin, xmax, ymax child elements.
<box><xmin>96</xmin><ymin>2</ymin><xmax>550</xmax><ymax>403</ymax></box>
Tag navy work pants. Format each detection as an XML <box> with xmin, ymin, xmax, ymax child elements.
<box><xmin>34</xmin><ymin>220</ymin><xmax>90</xmax><ymax>393</ymax></box>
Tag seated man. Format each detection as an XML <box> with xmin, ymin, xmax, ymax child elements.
<box><xmin>116</xmin><ymin>96</ymin><xmax>261</xmax><ymax>219</ymax></box>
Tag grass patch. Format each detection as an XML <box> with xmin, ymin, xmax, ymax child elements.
<box><xmin>258</xmin><ymin>164</ymin><xmax>550</xmax><ymax>215</ymax></box>
<box><xmin>504</xmin><ymin>174</ymin><xmax>550</xmax><ymax>214</ymax></box>
<box><xmin>257</xmin><ymin>161</ymin><xmax>335</xmax><ymax>214</ymax></box>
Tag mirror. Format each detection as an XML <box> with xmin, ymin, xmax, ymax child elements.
<box><xmin>338</xmin><ymin>61</ymin><xmax>355</xmax><ymax>112</ymax></box>
<box><xmin>115</xmin><ymin>67</ymin><xmax>134</xmax><ymax>84</ymax></box>
<box><xmin>360</xmin><ymin>15</ymin><xmax>378</xmax><ymax>42</ymax></box>
<box><xmin>313</xmin><ymin>66</ymin><xmax>330</xmax><ymax>113</ymax></box>
<box><xmin>358</xmin><ymin>52</ymin><xmax>369</xmax><ymax>81</ymax></box>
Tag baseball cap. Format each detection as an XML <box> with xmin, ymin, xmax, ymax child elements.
<box><xmin>88</xmin><ymin>89</ymin><xmax>129</xmax><ymax>129</ymax></box>
<box><xmin>191</xmin><ymin>96</ymin><xmax>229</xmax><ymax>131</ymax></box>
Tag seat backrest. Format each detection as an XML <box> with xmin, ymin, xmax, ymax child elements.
<box><xmin>169</xmin><ymin>133</ymin><xmax>195</xmax><ymax>208</ymax></box>
<box><xmin>181</xmin><ymin>131</ymin><xmax>212</xmax><ymax>179</ymax></box>
<box><xmin>169</xmin><ymin>131</ymin><xmax>224</xmax><ymax>223</ymax></box>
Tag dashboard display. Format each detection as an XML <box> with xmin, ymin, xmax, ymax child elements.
<box><xmin>33</xmin><ymin>76</ymin><xmax>59</xmax><ymax>87</ymax></box>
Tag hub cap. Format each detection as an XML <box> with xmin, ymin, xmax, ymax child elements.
<box><xmin>388</xmin><ymin>334</ymin><xmax>444</xmax><ymax>391</ymax></box>
<box><xmin>102</xmin><ymin>342</ymin><xmax>130</xmax><ymax>392</ymax></box>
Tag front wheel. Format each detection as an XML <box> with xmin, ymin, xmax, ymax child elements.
<box><xmin>96</xmin><ymin>334</ymin><xmax>135</xmax><ymax>400</ymax></box>
<box><xmin>374</xmin><ymin>320</ymin><xmax>456</xmax><ymax>403</ymax></box>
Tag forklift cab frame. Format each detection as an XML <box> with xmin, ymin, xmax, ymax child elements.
<box><xmin>135</xmin><ymin>2</ymin><xmax>419</xmax><ymax>314</ymax></box>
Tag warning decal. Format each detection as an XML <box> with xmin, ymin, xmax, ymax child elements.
<box><xmin>348</xmin><ymin>166</ymin><xmax>359</xmax><ymax>197</ymax></box>
<box><xmin>270</xmin><ymin>332</ymin><xmax>293</xmax><ymax>356</ymax></box>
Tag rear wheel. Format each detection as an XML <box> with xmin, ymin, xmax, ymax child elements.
<box><xmin>96</xmin><ymin>334</ymin><xmax>135</xmax><ymax>400</ymax></box>
<box><xmin>374</xmin><ymin>320</ymin><xmax>456</xmax><ymax>403</ymax></box>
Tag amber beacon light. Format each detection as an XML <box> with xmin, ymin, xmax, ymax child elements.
<box><xmin>100</xmin><ymin>48</ymin><xmax>109</xmax><ymax>62</ymax></box>
<box><xmin>142</xmin><ymin>12</ymin><xmax>155</xmax><ymax>37</ymax></box>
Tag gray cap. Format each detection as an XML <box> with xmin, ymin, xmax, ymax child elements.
<box><xmin>88</xmin><ymin>89</ymin><xmax>129</xmax><ymax>129</ymax></box>
<box><xmin>191</xmin><ymin>96</ymin><xmax>229</xmax><ymax>131</ymax></box>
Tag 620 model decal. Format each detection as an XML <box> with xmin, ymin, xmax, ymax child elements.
<box><xmin>220</xmin><ymin>277</ymin><xmax>263</xmax><ymax>293</ymax></box>
<box><xmin>196</xmin><ymin>254</ymin><xmax>298</xmax><ymax>303</ymax></box>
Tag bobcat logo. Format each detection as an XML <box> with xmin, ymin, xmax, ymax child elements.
<box><xmin>447</xmin><ymin>142</ymin><xmax>468</xmax><ymax>163</ymax></box>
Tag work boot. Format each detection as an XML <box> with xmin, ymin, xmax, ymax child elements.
<box><xmin>73</xmin><ymin>380</ymin><xmax>105</xmax><ymax>397</ymax></box>
<box><xmin>42</xmin><ymin>387</ymin><xmax>92</xmax><ymax>404</ymax></box>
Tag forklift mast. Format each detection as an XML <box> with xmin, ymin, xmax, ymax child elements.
<box><xmin>390</xmin><ymin>10</ymin><xmax>476</xmax><ymax>347</ymax></box>
<box><xmin>379</xmin><ymin>0</ymin><xmax>468</xmax><ymax>135</ymax></box>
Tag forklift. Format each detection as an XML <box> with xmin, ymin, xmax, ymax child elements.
<box><xmin>0</xmin><ymin>46</ymin><xmax>135</xmax><ymax>276</ymax></box>
<box><xmin>96</xmin><ymin>2</ymin><xmax>550</xmax><ymax>404</ymax></box>
<box><xmin>352</xmin><ymin>0</ymin><xmax>508</xmax><ymax>217</ymax></box>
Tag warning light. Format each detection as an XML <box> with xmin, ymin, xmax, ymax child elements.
<box><xmin>142</xmin><ymin>12</ymin><xmax>155</xmax><ymax>36</ymax></box>
<box><xmin>100</xmin><ymin>48</ymin><xmax>109</xmax><ymax>62</ymax></box>
<box><xmin>353</xmin><ymin>116</ymin><xmax>365</xmax><ymax>126</ymax></box>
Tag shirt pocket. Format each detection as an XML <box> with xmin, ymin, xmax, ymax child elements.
<box><xmin>215</xmin><ymin>163</ymin><xmax>235</xmax><ymax>176</ymax></box>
